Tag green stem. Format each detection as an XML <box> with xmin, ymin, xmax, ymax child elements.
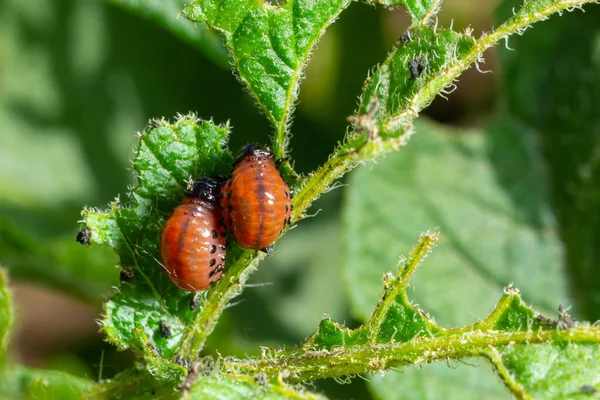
<box><xmin>224</xmin><ymin>326</ymin><xmax>600</xmax><ymax>382</ymax></box>
<box><xmin>180</xmin><ymin>250</ymin><xmax>264</xmax><ymax>361</ymax></box>
<box><xmin>365</xmin><ymin>231</ymin><xmax>439</xmax><ymax>342</ymax></box>
<box><xmin>390</xmin><ymin>0</ymin><xmax>598</xmax><ymax>131</ymax></box>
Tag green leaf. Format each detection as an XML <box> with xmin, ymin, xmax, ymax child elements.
<box><xmin>343</xmin><ymin>0</ymin><xmax>598</xmax><ymax>147</ymax></box>
<box><xmin>182</xmin><ymin>0</ymin><xmax>352</xmax><ymax>158</ymax></box>
<box><xmin>342</xmin><ymin>119</ymin><xmax>570</xmax><ymax>397</ymax></box>
<box><xmin>498</xmin><ymin>1</ymin><xmax>600</xmax><ymax>320</ymax></box>
<box><xmin>190</xmin><ymin>375</ymin><xmax>326</xmax><ymax>399</ymax></box>
<box><xmin>0</xmin><ymin>366</ymin><xmax>94</xmax><ymax>400</ymax></box>
<box><xmin>0</xmin><ymin>267</ymin><xmax>12</xmax><ymax>359</ymax></box>
<box><xmin>109</xmin><ymin>0</ymin><xmax>230</xmax><ymax>68</ymax></box>
<box><xmin>131</xmin><ymin>327</ymin><xmax>187</xmax><ymax>382</ymax></box>
<box><xmin>370</xmin><ymin>360</ymin><xmax>510</xmax><ymax>400</ymax></box>
<box><xmin>491</xmin><ymin>342</ymin><xmax>600</xmax><ymax>399</ymax></box>
<box><xmin>252</xmin><ymin>216</ymin><xmax>349</xmax><ymax>339</ymax></box>
<box><xmin>344</xmin><ymin>119</ymin><xmax>568</xmax><ymax>326</ymax></box>
<box><xmin>356</xmin><ymin>27</ymin><xmax>476</xmax><ymax>138</ymax></box>
<box><xmin>82</xmin><ymin>115</ymin><xmax>234</xmax><ymax>372</ymax></box>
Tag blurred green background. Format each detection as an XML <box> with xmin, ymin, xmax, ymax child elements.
<box><xmin>1</xmin><ymin>0</ymin><xmax>598</xmax><ymax>398</ymax></box>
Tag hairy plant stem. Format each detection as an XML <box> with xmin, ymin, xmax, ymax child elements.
<box><xmin>180</xmin><ymin>250</ymin><xmax>265</xmax><ymax>360</ymax></box>
<box><xmin>224</xmin><ymin>326</ymin><xmax>600</xmax><ymax>382</ymax></box>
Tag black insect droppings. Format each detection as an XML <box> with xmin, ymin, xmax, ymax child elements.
<box><xmin>557</xmin><ymin>304</ymin><xmax>575</xmax><ymax>330</ymax></box>
<box><xmin>408</xmin><ymin>56</ymin><xmax>426</xmax><ymax>79</ymax></box>
<box><xmin>175</xmin><ymin>355</ymin><xmax>190</xmax><ymax>370</ymax></box>
<box><xmin>159</xmin><ymin>320</ymin><xmax>172</xmax><ymax>339</ymax></box>
<box><xmin>400</xmin><ymin>30</ymin><xmax>412</xmax><ymax>45</ymax></box>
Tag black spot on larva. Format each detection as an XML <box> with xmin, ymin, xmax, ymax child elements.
<box><xmin>228</xmin><ymin>190</ymin><xmax>233</xmax><ymax>198</ymax></box>
<box><xmin>285</xmin><ymin>204</ymin><xmax>289</xmax><ymax>213</ymax></box>
<box><xmin>159</xmin><ymin>320</ymin><xmax>172</xmax><ymax>339</ymax></box>
<box><xmin>76</xmin><ymin>228</ymin><xmax>91</xmax><ymax>246</ymax></box>
<box><xmin>282</xmin><ymin>220</ymin><xmax>287</xmax><ymax>230</ymax></box>
<box><xmin>218</xmin><ymin>191</ymin><xmax>224</xmax><ymax>198</ymax></box>
<box><xmin>284</xmin><ymin>191</ymin><xmax>289</xmax><ymax>198</ymax></box>
<box><xmin>209</xmin><ymin>264</ymin><xmax>223</xmax><ymax>278</ymax></box>
<box><xmin>408</xmin><ymin>56</ymin><xmax>426</xmax><ymax>79</ymax></box>
<box><xmin>220</xmin><ymin>244</ymin><xmax>226</xmax><ymax>250</ymax></box>
<box><xmin>210</xmin><ymin>259</ymin><xmax>216</xmax><ymax>267</ymax></box>
<box><xmin>212</xmin><ymin>230</ymin><xmax>217</xmax><ymax>239</ymax></box>
<box><xmin>220</xmin><ymin>255</ymin><xmax>226</xmax><ymax>261</ymax></box>
<box><xmin>227</xmin><ymin>204</ymin><xmax>233</xmax><ymax>212</ymax></box>
<box><xmin>210</xmin><ymin>245</ymin><xmax>216</xmax><ymax>254</ymax></box>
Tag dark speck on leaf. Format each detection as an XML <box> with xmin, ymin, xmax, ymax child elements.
<box><xmin>175</xmin><ymin>355</ymin><xmax>189</xmax><ymax>370</ymax></box>
<box><xmin>400</xmin><ymin>30</ymin><xmax>412</xmax><ymax>44</ymax></box>
<box><xmin>408</xmin><ymin>56</ymin><xmax>426</xmax><ymax>79</ymax></box>
<box><xmin>159</xmin><ymin>321</ymin><xmax>172</xmax><ymax>339</ymax></box>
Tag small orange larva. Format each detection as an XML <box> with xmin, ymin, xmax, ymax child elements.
<box><xmin>220</xmin><ymin>144</ymin><xmax>291</xmax><ymax>254</ymax></box>
<box><xmin>160</xmin><ymin>177</ymin><xmax>227</xmax><ymax>291</ymax></box>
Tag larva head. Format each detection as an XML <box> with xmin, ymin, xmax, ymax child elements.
<box><xmin>185</xmin><ymin>176</ymin><xmax>223</xmax><ymax>204</ymax></box>
<box><xmin>235</xmin><ymin>144</ymin><xmax>273</xmax><ymax>166</ymax></box>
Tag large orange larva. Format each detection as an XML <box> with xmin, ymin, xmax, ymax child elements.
<box><xmin>220</xmin><ymin>144</ymin><xmax>291</xmax><ymax>253</ymax></box>
<box><xmin>160</xmin><ymin>177</ymin><xmax>227</xmax><ymax>291</ymax></box>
